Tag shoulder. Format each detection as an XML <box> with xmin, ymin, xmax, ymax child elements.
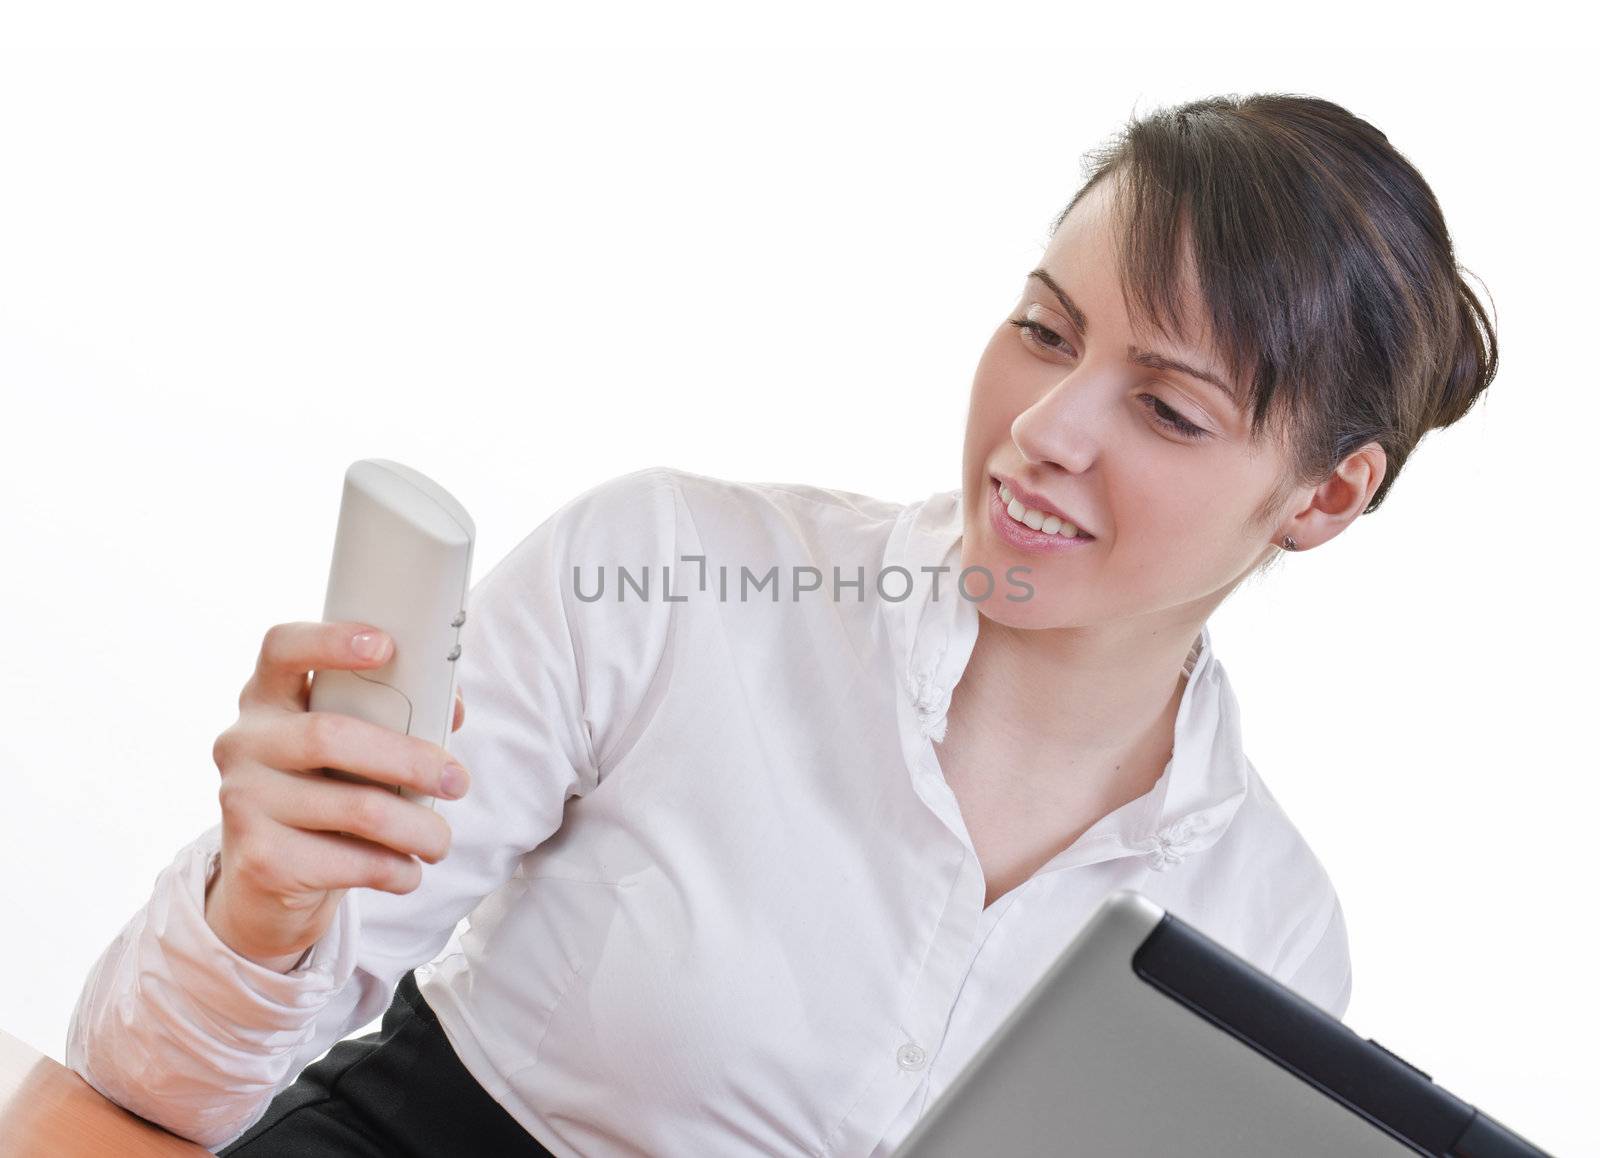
<box><xmin>561</xmin><ymin>465</ymin><xmax>906</xmax><ymax>523</ymax></box>
<box><xmin>619</xmin><ymin>466</ymin><xmax>911</xmax><ymax>563</ymax></box>
<box><xmin>554</xmin><ymin>464</ymin><xmax>683</xmax><ymax>530</ymax></box>
<box><xmin>654</xmin><ymin>466</ymin><xmax>906</xmax><ymax>524</ymax></box>
<box><xmin>485</xmin><ymin>466</ymin><xmax>682</xmax><ymax>582</ymax></box>
<box><xmin>502</xmin><ymin>464</ymin><xmax>917</xmax><ymax>603</ymax></box>
<box><xmin>493</xmin><ymin>464</ymin><xmax>913</xmax><ymax>593</ymax></box>
<box><xmin>1222</xmin><ymin>760</ymin><xmax>1353</xmax><ymax>1014</ymax></box>
<box><xmin>469</xmin><ymin>466</ymin><xmax>683</xmax><ymax>621</ymax></box>
<box><xmin>1220</xmin><ymin>761</ymin><xmax>1345</xmax><ymax>937</ymax></box>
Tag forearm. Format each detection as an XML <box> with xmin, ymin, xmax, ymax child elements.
<box><xmin>65</xmin><ymin>826</ymin><xmax>361</xmax><ymax>1148</ymax></box>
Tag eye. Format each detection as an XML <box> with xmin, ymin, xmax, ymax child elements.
<box><xmin>1008</xmin><ymin>317</ymin><xmax>1076</xmax><ymax>357</ymax></box>
<box><xmin>1008</xmin><ymin>317</ymin><xmax>1211</xmax><ymax>441</ymax></box>
<box><xmin>1138</xmin><ymin>395</ymin><xmax>1209</xmax><ymax>440</ymax></box>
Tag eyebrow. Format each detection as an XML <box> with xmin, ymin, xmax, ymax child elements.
<box><xmin>1027</xmin><ymin>268</ymin><xmax>1245</xmax><ymax>410</ymax></box>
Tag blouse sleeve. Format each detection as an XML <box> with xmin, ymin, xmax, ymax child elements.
<box><xmin>65</xmin><ymin>466</ymin><xmax>683</xmax><ymax>1150</ymax></box>
<box><xmin>1279</xmin><ymin>890</ymin><xmax>1354</xmax><ymax>1021</ymax></box>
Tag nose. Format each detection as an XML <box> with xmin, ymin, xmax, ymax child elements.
<box><xmin>1010</xmin><ymin>374</ymin><xmax>1095</xmax><ymax>474</ymax></box>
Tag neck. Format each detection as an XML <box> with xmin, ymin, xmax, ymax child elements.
<box><xmin>942</xmin><ymin>614</ymin><xmax>1204</xmax><ymax>796</ymax></box>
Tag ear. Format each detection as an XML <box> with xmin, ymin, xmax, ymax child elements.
<box><xmin>1278</xmin><ymin>442</ymin><xmax>1387</xmax><ymax>550</ymax></box>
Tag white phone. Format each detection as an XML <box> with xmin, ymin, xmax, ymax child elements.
<box><xmin>307</xmin><ymin>459</ymin><xmax>475</xmax><ymax>806</ymax></box>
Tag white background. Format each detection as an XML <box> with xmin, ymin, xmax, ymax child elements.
<box><xmin>1</xmin><ymin>3</ymin><xmax>1590</xmax><ymax>1155</ymax></box>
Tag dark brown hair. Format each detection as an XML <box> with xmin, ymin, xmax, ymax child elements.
<box><xmin>1050</xmin><ymin>93</ymin><xmax>1498</xmax><ymax>534</ymax></box>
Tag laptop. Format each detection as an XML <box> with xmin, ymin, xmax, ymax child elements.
<box><xmin>891</xmin><ymin>890</ymin><xmax>1552</xmax><ymax>1157</ymax></box>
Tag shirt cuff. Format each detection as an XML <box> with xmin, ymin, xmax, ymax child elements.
<box><xmin>149</xmin><ymin>824</ymin><xmax>361</xmax><ymax>1038</ymax></box>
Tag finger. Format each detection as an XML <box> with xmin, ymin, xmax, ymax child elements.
<box><xmin>257</xmin><ymin>821</ymin><xmax>426</xmax><ymax>896</ymax></box>
<box><xmin>239</xmin><ymin>706</ymin><xmax>468</xmax><ymax>799</ymax></box>
<box><xmin>452</xmin><ymin>691</ymin><xmax>465</xmax><ymax>732</ymax></box>
<box><xmin>269</xmin><ymin>771</ymin><xmax>453</xmax><ymax>865</ymax></box>
<box><xmin>242</xmin><ymin>621</ymin><xmax>395</xmax><ymax>711</ymax></box>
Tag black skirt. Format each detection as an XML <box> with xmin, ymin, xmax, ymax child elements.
<box><xmin>218</xmin><ymin>969</ymin><xmax>558</xmax><ymax>1157</ymax></box>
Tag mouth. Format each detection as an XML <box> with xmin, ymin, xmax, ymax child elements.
<box><xmin>989</xmin><ymin>475</ymin><xmax>1095</xmax><ymax>540</ymax></box>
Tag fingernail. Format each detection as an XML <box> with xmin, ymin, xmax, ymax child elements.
<box><xmin>352</xmin><ymin>632</ymin><xmax>387</xmax><ymax>660</ymax></box>
<box><xmin>441</xmin><ymin>763</ymin><xmax>469</xmax><ymax>798</ymax></box>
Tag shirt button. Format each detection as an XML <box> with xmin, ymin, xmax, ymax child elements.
<box><xmin>897</xmin><ymin>1043</ymin><xmax>928</xmax><ymax>1071</ymax></box>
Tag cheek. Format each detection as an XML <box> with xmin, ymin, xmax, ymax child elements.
<box><xmin>1112</xmin><ymin>463</ymin><xmax>1259</xmax><ymax>572</ymax></box>
<box><xmin>967</xmin><ymin>338</ymin><xmax>1034</xmax><ymax>437</ymax></box>
<box><xmin>1119</xmin><ymin>462</ymin><xmax>1201</xmax><ymax>529</ymax></box>
<box><xmin>964</xmin><ymin>341</ymin><xmax>1011</xmax><ymax>453</ymax></box>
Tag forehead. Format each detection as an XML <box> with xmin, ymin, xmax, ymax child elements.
<box><xmin>1040</xmin><ymin>176</ymin><xmax>1211</xmax><ymax>348</ymax></box>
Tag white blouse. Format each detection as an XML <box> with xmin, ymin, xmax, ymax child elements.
<box><xmin>67</xmin><ymin>465</ymin><xmax>1352</xmax><ymax>1157</ymax></box>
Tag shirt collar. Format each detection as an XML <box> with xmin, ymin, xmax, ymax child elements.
<box><xmin>880</xmin><ymin>487</ymin><xmax>1250</xmax><ymax>872</ymax></box>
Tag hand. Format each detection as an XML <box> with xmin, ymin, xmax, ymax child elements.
<box><xmin>202</xmin><ymin>621</ymin><xmax>471</xmax><ymax>972</ymax></box>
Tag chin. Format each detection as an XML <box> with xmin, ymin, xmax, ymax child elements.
<box><xmin>972</xmin><ymin>590</ymin><xmax>1078</xmax><ymax>631</ymax></box>
<box><xmin>955</xmin><ymin>547</ymin><xmax>1061</xmax><ymax>624</ymax></box>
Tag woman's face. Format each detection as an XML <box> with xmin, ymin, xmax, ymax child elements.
<box><xmin>960</xmin><ymin>176</ymin><xmax>1293</xmax><ymax>630</ymax></box>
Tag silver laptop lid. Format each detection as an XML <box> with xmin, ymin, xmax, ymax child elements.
<box><xmin>892</xmin><ymin>890</ymin><xmax>1550</xmax><ymax>1157</ymax></box>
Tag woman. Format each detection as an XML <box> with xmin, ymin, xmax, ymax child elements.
<box><xmin>66</xmin><ymin>93</ymin><xmax>1496</xmax><ymax>1157</ymax></box>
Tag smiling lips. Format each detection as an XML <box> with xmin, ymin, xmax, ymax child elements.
<box><xmin>992</xmin><ymin>476</ymin><xmax>1094</xmax><ymax>539</ymax></box>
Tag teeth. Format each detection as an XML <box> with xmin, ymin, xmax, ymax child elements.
<box><xmin>998</xmin><ymin>482</ymin><xmax>1084</xmax><ymax>538</ymax></box>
